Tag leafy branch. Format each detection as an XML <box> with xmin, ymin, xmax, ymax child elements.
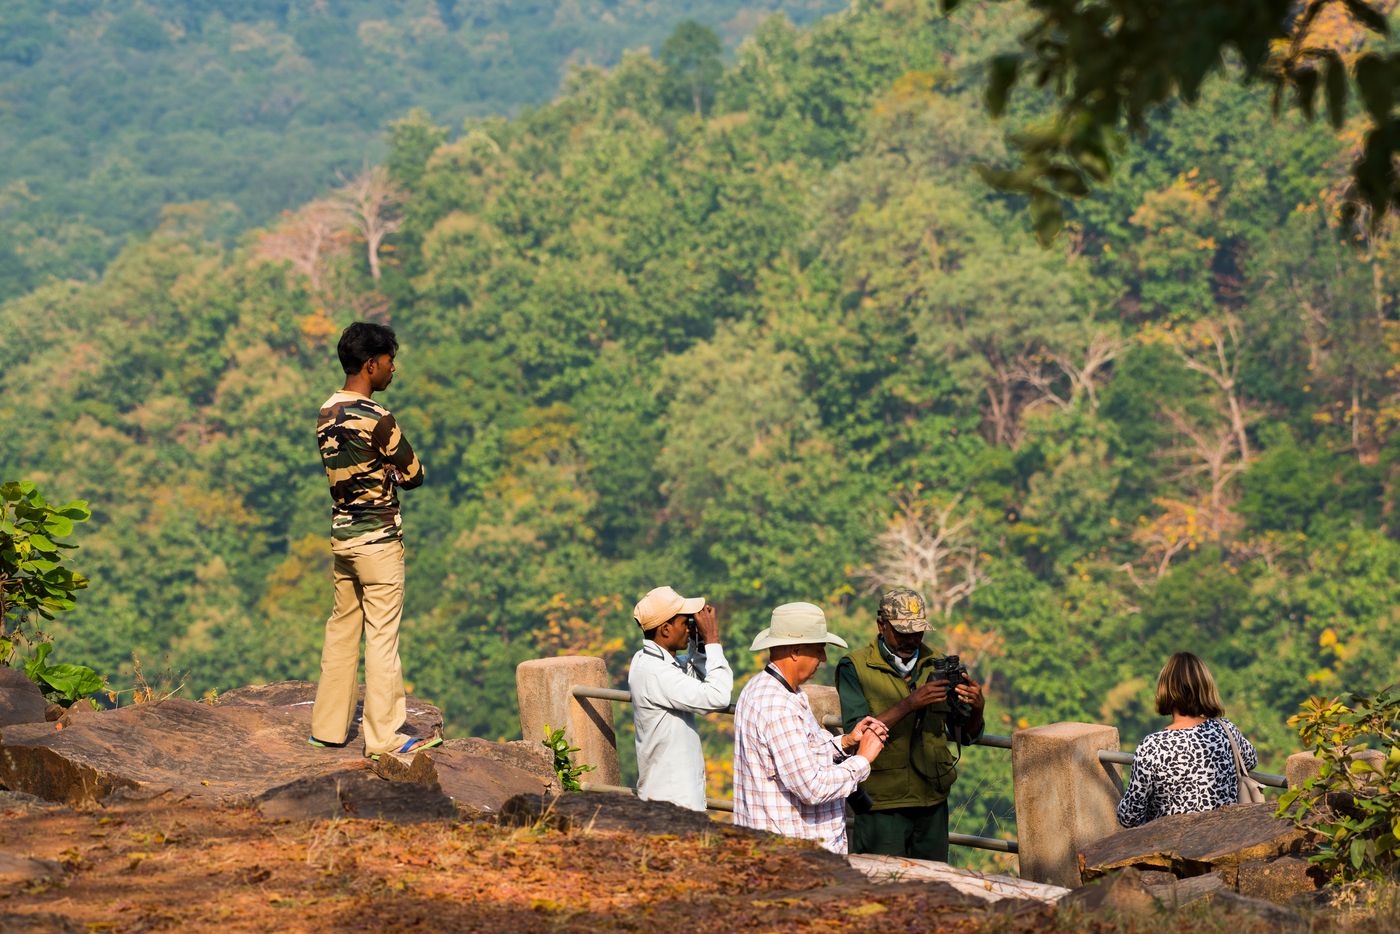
<box><xmin>965</xmin><ymin>0</ymin><xmax>1400</xmax><ymax>241</ymax></box>
<box><xmin>0</xmin><ymin>480</ymin><xmax>91</xmax><ymax>628</ymax></box>
<box><xmin>1278</xmin><ymin>688</ymin><xmax>1400</xmax><ymax>880</ymax></box>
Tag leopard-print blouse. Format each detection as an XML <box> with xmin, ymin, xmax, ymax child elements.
<box><xmin>1115</xmin><ymin>718</ymin><xmax>1258</xmax><ymax>828</ymax></box>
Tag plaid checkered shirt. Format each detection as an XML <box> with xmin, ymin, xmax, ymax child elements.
<box><xmin>733</xmin><ymin>666</ymin><xmax>871</xmax><ymax>854</ymax></box>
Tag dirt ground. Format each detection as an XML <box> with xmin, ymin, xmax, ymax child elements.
<box><xmin>4</xmin><ymin>795</ymin><xmax>1388</xmax><ymax>933</ymax></box>
<box><xmin>0</xmin><ymin>797</ymin><xmax>1064</xmax><ymax>933</ymax></box>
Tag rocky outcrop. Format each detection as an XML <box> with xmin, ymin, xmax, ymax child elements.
<box><xmin>500</xmin><ymin>789</ymin><xmax>726</xmax><ymax>836</ymax></box>
<box><xmin>256</xmin><ymin>768</ymin><xmax>458</xmax><ymax>823</ymax></box>
<box><xmin>848</xmin><ymin>853</ymin><xmax>1071</xmax><ymax>905</ymax></box>
<box><xmin>1077</xmin><ymin>805</ymin><xmax>1325</xmax><ymax>908</ymax></box>
<box><xmin>0</xmin><ymin>789</ymin><xmax>64</xmax><ymax>818</ymax></box>
<box><xmin>0</xmin><ymin>669</ymin><xmax>47</xmax><ymax>728</ymax></box>
<box><xmin>1236</xmin><ymin>854</ymin><xmax>1327</xmax><ymax>902</ymax></box>
<box><xmin>1079</xmin><ymin>803</ymin><xmax>1314</xmax><ymax>882</ymax></box>
<box><xmin>1067</xmin><ymin>866</ymin><xmax>1308</xmax><ymax>931</ymax></box>
<box><xmin>0</xmin><ymin>852</ymin><xmax>63</xmax><ymax>887</ymax></box>
<box><xmin>0</xmin><ymin>681</ymin><xmax>557</xmax><ymax>817</ymax></box>
<box><xmin>371</xmin><ymin>740</ymin><xmax>556</xmax><ymax>819</ymax></box>
<box><xmin>1</xmin><ymin>696</ymin><xmax>398</xmax><ymax>805</ymax></box>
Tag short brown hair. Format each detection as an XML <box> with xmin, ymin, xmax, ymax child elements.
<box><xmin>1155</xmin><ymin>652</ymin><xmax>1225</xmax><ymax>718</ymax></box>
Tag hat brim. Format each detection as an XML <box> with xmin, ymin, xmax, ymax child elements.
<box><xmin>750</xmin><ymin>629</ymin><xmax>850</xmax><ymax>652</ymax></box>
<box><xmin>888</xmin><ymin>619</ymin><xmax>932</xmax><ymax>634</ymax></box>
<box><xmin>678</xmin><ymin>596</ymin><xmax>705</xmax><ymax>615</ymax></box>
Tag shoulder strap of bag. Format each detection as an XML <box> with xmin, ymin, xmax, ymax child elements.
<box><xmin>1221</xmin><ymin>719</ymin><xmax>1265</xmax><ymax>802</ymax></box>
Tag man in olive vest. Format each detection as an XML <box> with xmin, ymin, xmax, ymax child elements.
<box><xmin>835</xmin><ymin>588</ymin><xmax>985</xmax><ymax>862</ymax></box>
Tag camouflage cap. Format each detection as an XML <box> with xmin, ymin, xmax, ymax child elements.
<box><xmin>878</xmin><ymin>588</ymin><xmax>932</xmax><ymax>633</ymax></box>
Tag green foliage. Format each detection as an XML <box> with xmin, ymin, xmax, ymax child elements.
<box><xmin>1279</xmin><ymin>690</ymin><xmax>1400</xmax><ymax>881</ymax></box>
<box><xmin>542</xmin><ymin>724</ymin><xmax>595</xmax><ymax>792</ymax></box>
<box><xmin>661</xmin><ymin>21</ymin><xmax>724</xmax><ymax>115</ymax></box>
<box><xmin>976</xmin><ymin>0</ymin><xmax>1400</xmax><ymax>237</ymax></box>
<box><xmin>0</xmin><ymin>481</ymin><xmax>90</xmax><ymax>625</ymax></box>
<box><xmin>22</xmin><ymin>641</ymin><xmax>105</xmax><ymax>706</ymax></box>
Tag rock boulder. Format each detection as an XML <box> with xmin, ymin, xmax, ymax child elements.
<box><xmin>0</xmin><ymin>684</ymin><xmax>442</xmax><ymax>806</ymax></box>
<box><xmin>371</xmin><ymin>739</ymin><xmax>556</xmax><ymax>819</ymax></box>
<box><xmin>501</xmin><ymin>790</ymin><xmax>728</xmax><ymax>837</ymax></box>
<box><xmin>0</xmin><ymin>669</ymin><xmax>47</xmax><ymax>728</ymax></box>
<box><xmin>0</xmin><ymin>852</ymin><xmax>63</xmax><ymax>887</ymax></box>
<box><xmin>1064</xmin><ymin>866</ymin><xmax>1160</xmax><ymax>916</ymax></box>
<box><xmin>256</xmin><ymin>769</ymin><xmax>458</xmax><ymax>823</ymax></box>
<box><xmin>1285</xmin><ymin>749</ymin><xmax>1387</xmax><ymax>789</ymax></box>
<box><xmin>1065</xmin><ymin>866</ymin><xmax>1307</xmax><ymax>929</ymax></box>
<box><xmin>1235</xmin><ymin>855</ymin><xmax>1326</xmax><ymax>902</ymax></box>
<box><xmin>1079</xmin><ymin>804</ymin><xmax>1314</xmax><ymax>883</ymax></box>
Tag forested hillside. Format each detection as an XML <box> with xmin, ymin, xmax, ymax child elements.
<box><xmin>5</xmin><ymin>1</ymin><xmax>1400</xmax><ymax>866</ymax></box>
<box><xmin>0</xmin><ymin>0</ymin><xmax>841</xmax><ymax>299</ymax></box>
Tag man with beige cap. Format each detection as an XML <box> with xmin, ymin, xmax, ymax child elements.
<box><xmin>733</xmin><ymin>602</ymin><xmax>889</xmax><ymax>854</ymax></box>
<box><xmin>627</xmin><ymin>586</ymin><xmax>733</xmax><ymax>811</ymax></box>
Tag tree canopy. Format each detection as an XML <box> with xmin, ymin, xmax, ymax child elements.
<box><xmin>0</xmin><ymin>0</ymin><xmax>844</xmax><ymax>300</ymax></box>
<box><xmin>4</xmin><ymin>2</ymin><xmax>1400</xmax><ymax>870</ymax></box>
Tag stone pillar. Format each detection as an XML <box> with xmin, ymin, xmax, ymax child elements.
<box><xmin>1012</xmin><ymin>722</ymin><xmax>1122</xmax><ymax>887</ymax></box>
<box><xmin>803</xmin><ymin>684</ymin><xmax>841</xmax><ymax>733</ymax></box>
<box><xmin>1286</xmin><ymin>748</ymin><xmax>1386</xmax><ymax>789</ymax></box>
<box><xmin>516</xmin><ymin>656</ymin><xmax>620</xmax><ymax>785</ymax></box>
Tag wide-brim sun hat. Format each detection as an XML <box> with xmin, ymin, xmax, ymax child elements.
<box><xmin>750</xmin><ymin>602</ymin><xmax>849</xmax><ymax>651</ymax></box>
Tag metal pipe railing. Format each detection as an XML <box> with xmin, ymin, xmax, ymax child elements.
<box><xmin>569</xmin><ymin>683</ymin><xmax>1287</xmax><ymax>857</ymax></box>
<box><xmin>572</xmin><ymin>685</ymin><xmax>1020</xmax><ymax>852</ymax></box>
<box><xmin>577</xmin><ymin>782</ymin><xmax>1016</xmax><ymax>852</ymax></box>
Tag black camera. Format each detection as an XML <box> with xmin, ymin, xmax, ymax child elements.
<box><xmin>931</xmin><ymin>653</ymin><xmax>973</xmax><ymax>723</ymax></box>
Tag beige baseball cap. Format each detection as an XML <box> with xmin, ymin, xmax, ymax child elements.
<box><xmin>633</xmin><ymin>586</ymin><xmax>705</xmax><ymax>631</ymax></box>
<box><xmin>749</xmin><ymin>602</ymin><xmax>850</xmax><ymax>652</ymax></box>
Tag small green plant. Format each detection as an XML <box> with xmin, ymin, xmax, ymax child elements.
<box><xmin>24</xmin><ymin>642</ymin><xmax>105</xmax><ymax>706</ymax></box>
<box><xmin>1278</xmin><ymin>688</ymin><xmax>1400</xmax><ymax>882</ymax></box>
<box><xmin>2</xmin><ymin>480</ymin><xmax>104</xmax><ymax>706</ymax></box>
<box><xmin>542</xmin><ymin>724</ymin><xmax>595</xmax><ymax>792</ymax></box>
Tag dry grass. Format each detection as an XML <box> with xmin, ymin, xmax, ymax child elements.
<box><xmin>0</xmin><ymin>799</ymin><xmax>1018</xmax><ymax>932</ymax></box>
<box><xmin>1</xmin><ymin>798</ymin><xmax>1396</xmax><ymax>932</ymax></box>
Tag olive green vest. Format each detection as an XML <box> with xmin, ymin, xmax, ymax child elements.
<box><xmin>851</xmin><ymin>641</ymin><xmax>957</xmax><ymax>809</ymax></box>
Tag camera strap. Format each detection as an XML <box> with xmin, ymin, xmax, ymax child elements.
<box><xmin>764</xmin><ymin>664</ymin><xmax>798</xmax><ymax>694</ymax></box>
<box><xmin>907</xmin><ymin>669</ymin><xmax>963</xmax><ymax>788</ymax></box>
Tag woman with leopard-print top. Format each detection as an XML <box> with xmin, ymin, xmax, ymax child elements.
<box><xmin>1116</xmin><ymin>652</ymin><xmax>1258</xmax><ymax>828</ymax></box>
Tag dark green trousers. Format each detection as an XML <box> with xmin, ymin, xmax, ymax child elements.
<box><xmin>851</xmin><ymin>802</ymin><xmax>950</xmax><ymax>862</ymax></box>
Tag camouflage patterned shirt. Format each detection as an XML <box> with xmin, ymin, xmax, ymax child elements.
<box><xmin>317</xmin><ymin>391</ymin><xmax>424</xmax><ymax>545</ymax></box>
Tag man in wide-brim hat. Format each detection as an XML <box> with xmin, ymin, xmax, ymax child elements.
<box><xmin>732</xmin><ymin>602</ymin><xmax>888</xmax><ymax>854</ymax></box>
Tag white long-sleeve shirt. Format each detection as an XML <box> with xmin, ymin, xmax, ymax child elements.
<box><xmin>627</xmin><ymin>640</ymin><xmax>733</xmax><ymax>811</ymax></box>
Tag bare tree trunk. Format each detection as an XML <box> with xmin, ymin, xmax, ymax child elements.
<box><xmin>367</xmin><ymin>237</ymin><xmax>382</xmax><ymax>283</ymax></box>
<box><xmin>1352</xmin><ymin>373</ymin><xmax>1362</xmax><ymax>457</ymax></box>
<box><xmin>1169</xmin><ymin>315</ymin><xmax>1252</xmax><ymax>467</ymax></box>
<box><xmin>335</xmin><ymin>165</ymin><xmax>406</xmax><ymax>284</ymax></box>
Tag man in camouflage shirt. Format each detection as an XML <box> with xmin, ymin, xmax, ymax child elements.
<box><xmin>309</xmin><ymin>322</ymin><xmax>438</xmax><ymax>758</ymax></box>
<box><xmin>836</xmin><ymin>588</ymin><xmax>985</xmax><ymax>862</ymax></box>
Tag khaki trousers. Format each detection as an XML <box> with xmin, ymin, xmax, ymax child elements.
<box><xmin>310</xmin><ymin>538</ymin><xmax>409</xmax><ymax>754</ymax></box>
